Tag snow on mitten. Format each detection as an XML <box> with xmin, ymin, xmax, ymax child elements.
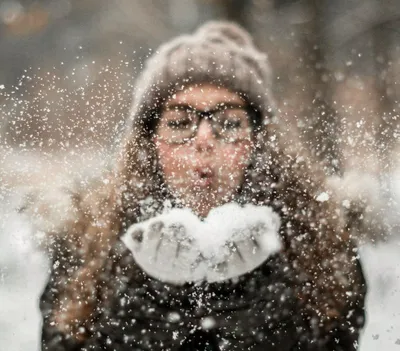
<box><xmin>122</xmin><ymin>209</ymin><xmax>206</xmax><ymax>285</ymax></box>
<box><xmin>201</xmin><ymin>204</ymin><xmax>283</xmax><ymax>283</ymax></box>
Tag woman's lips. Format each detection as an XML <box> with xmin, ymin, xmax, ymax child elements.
<box><xmin>193</xmin><ymin>167</ymin><xmax>214</xmax><ymax>188</ymax></box>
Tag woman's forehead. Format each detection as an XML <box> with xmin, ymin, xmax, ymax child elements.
<box><xmin>165</xmin><ymin>84</ymin><xmax>246</xmax><ymax>110</ymax></box>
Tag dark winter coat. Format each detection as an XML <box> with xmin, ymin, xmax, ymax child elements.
<box><xmin>41</xmin><ymin>237</ymin><xmax>366</xmax><ymax>351</ymax></box>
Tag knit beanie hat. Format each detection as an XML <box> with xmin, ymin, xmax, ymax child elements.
<box><xmin>125</xmin><ymin>21</ymin><xmax>277</xmax><ymax>136</ymax></box>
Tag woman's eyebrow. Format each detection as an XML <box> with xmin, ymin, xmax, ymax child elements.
<box><xmin>164</xmin><ymin>102</ymin><xmax>247</xmax><ymax>112</ymax></box>
<box><xmin>213</xmin><ymin>102</ymin><xmax>246</xmax><ymax>110</ymax></box>
<box><xmin>164</xmin><ymin>103</ymin><xmax>193</xmax><ymax>111</ymax></box>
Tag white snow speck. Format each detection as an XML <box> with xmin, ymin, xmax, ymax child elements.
<box><xmin>342</xmin><ymin>199</ymin><xmax>351</xmax><ymax>209</ymax></box>
<box><xmin>167</xmin><ymin>312</ymin><xmax>181</xmax><ymax>323</ymax></box>
<box><xmin>201</xmin><ymin>316</ymin><xmax>216</xmax><ymax>330</ymax></box>
<box><xmin>316</xmin><ymin>192</ymin><xmax>330</xmax><ymax>202</ymax></box>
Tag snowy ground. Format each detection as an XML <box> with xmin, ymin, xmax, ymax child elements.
<box><xmin>1</xmin><ymin>169</ymin><xmax>400</xmax><ymax>350</ymax></box>
<box><xmin>0</xmin><ymin>200</ymin><xmax>49</xmax><ymax>351</ymax></box>
<box><xmin>359</xmin><ymin>240</ymin><xmax>400</xmax><ymax>350</ymax></box>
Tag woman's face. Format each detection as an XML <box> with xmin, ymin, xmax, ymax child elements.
<box><xmin>154</xmin><ymin>84</ymin><xmax>254</xmax><ymax>217</ymax></box>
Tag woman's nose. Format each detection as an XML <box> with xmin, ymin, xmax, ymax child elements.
<box><xmin>194</xmin><ymin>119</ymin><xmax>215</xmax><ymax>152</ymax></box>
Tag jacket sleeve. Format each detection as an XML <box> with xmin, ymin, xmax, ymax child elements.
<box><xmin>324</xmin><ymin>258</ymin><xmax>367</xmax><ymax>351</ymax></box>
<box><xmin>293</xmin><ymin>257</ymin><xmax>367</xmax><ymax>351</ymax></box>
<box><xmin>40</xmin><ymin>251</ymin><xmax>86</xmax><ymax>351</ymax></box>
<box><xmin>40</xmin><ymin>283</ymin><xmax>84</xmax><ymax>350</ymax></box>
<box><xmin>22</xmin><ymin>184</ymin><xmax>84</xmax><ymax>351</ymax></box>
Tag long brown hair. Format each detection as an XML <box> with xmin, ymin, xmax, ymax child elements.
<box><xmin>50</xmin><ymin>94</ymin><xmax>362</xmax><ymax>340</ymax></box>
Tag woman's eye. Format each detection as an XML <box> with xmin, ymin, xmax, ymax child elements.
<box><xmin>167</xmin><ymin>119</ymin><xmax>191</xmax><ymax>129</ymax></box>
<box><xmin>223</xmin><ymin>119</ymin><xmax>242</xmax><ymax>129</ymax></box>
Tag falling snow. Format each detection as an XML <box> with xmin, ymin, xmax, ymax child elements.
<box><xmin>1</xmin><ymin>3</ymin><xmax>400</xmax><ymax>349</ymax></box>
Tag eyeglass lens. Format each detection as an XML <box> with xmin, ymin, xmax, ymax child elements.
<box><xmin>158</xmin><ymin>106</ymin><xmax>252</xmax><ymax>144</ymax></box>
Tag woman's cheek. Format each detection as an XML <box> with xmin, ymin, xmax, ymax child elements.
<box><xmin>157</xmin><ymin>144</ymin><xmax>192</xmax><ymax>179</ymax></box>
<box><xmin>220</xmin><ymin>144</ymin><xmax>252</xmax><ymax>169</ymax></box>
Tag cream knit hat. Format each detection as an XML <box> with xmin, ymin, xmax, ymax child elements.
<box><xmin>126</xmin><ymin>21</ymin><xmax>277</xmax><ymax>135</ymax></box>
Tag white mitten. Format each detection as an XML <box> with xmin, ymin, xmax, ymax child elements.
<box><xmin>203</xmin><ymin>204</ymin><xmax>282</xmax><ymax>282</ymax></box>
<box><xmin>122</xmin><ymin>209</ymin><xmax>207</xmax><ymax>284</ymax></box>
<box><xmin>122</xmin><ymin>204</ymin><xmax>283</xmax><ymax>285</ymax></box>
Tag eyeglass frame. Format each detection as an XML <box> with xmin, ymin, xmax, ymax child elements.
<box><xmin>154</xmin><ymin>103</ymin><xmax>258</xmax><ymax>145</ymax></box>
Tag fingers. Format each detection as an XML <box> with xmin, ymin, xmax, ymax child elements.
<box><xmin>148</xmin><ymin>221</ymin><xmax>164</xmax><ymax>239</ymax></box>
<box><xmin>206</xmin><ymin>224</ymin><xmax>275</xmax><ymax>283</ymax></box>
<box><xmin>130</xmin><ymin>228</ymin><xmax>144</xmax><ymax>244</ymax></box>
<box><xmin>123</xmin><ymin>219</ymin><xmax>205</xmax><ymax>285</ymax></box>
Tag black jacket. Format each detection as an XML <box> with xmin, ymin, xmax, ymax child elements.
<box><xmin>41</xmin><ymin>239</ymin><xmax>366</xmax><ymax>351</ymax></box>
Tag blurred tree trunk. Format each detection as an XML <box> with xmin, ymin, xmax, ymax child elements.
<box><xmin>326</xmin><ymin>0</ymin><xmax>400</xmax><ymax>176</ymax></box>
<box><xmin>210</xmin><ymin>0</ymin><xmax>250</xmax><ymax>27</ymax></box>
<box><xmin>324</xmin><ymin>0</ymin><xmax>380</xmax><ymax>175</ymax></box>
<box><xmin>300</xmin><ymin>0</ymin><xmax>343</xmax><ymax>175</ymax></box>
<box><xmin>373</xmin><ymin>21</ymin><xmax>399</xmax><ymax>171</ymax></box>
<box><xmin>264</xmin><ymin>0</ymin><xmax>342</xmax><ymax>174</ymax></box>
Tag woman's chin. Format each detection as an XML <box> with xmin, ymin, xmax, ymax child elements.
<box><xmin>175</xmin><ymin>187</ymin><xmax>238</xmax><ymax>218</ymax></box>
<box><xmin>183</xmin><ymin>197</ymin><xmax>227</xmax><ymax>219</ymax></box>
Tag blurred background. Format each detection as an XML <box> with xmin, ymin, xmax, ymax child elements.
<box><xmin>1</xmin><ymin>0</ymin><xmax>400</xmax><ymax>176</ymax></box>
<box><xmin>1</xmin><ymin>1</ymin><xmax>400</xmax><ymax>350</ymax></box>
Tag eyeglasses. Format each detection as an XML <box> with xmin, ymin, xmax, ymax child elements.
<box><xmin>156</xmin><ymin>103</ymin><xmax>253</xmax><ymax>145</ymax></box>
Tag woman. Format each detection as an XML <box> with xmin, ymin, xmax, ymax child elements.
<box><xmin>39</xmin><ymin>22</ymin><xmax>366</xmax><ymax>350</ymax></box>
